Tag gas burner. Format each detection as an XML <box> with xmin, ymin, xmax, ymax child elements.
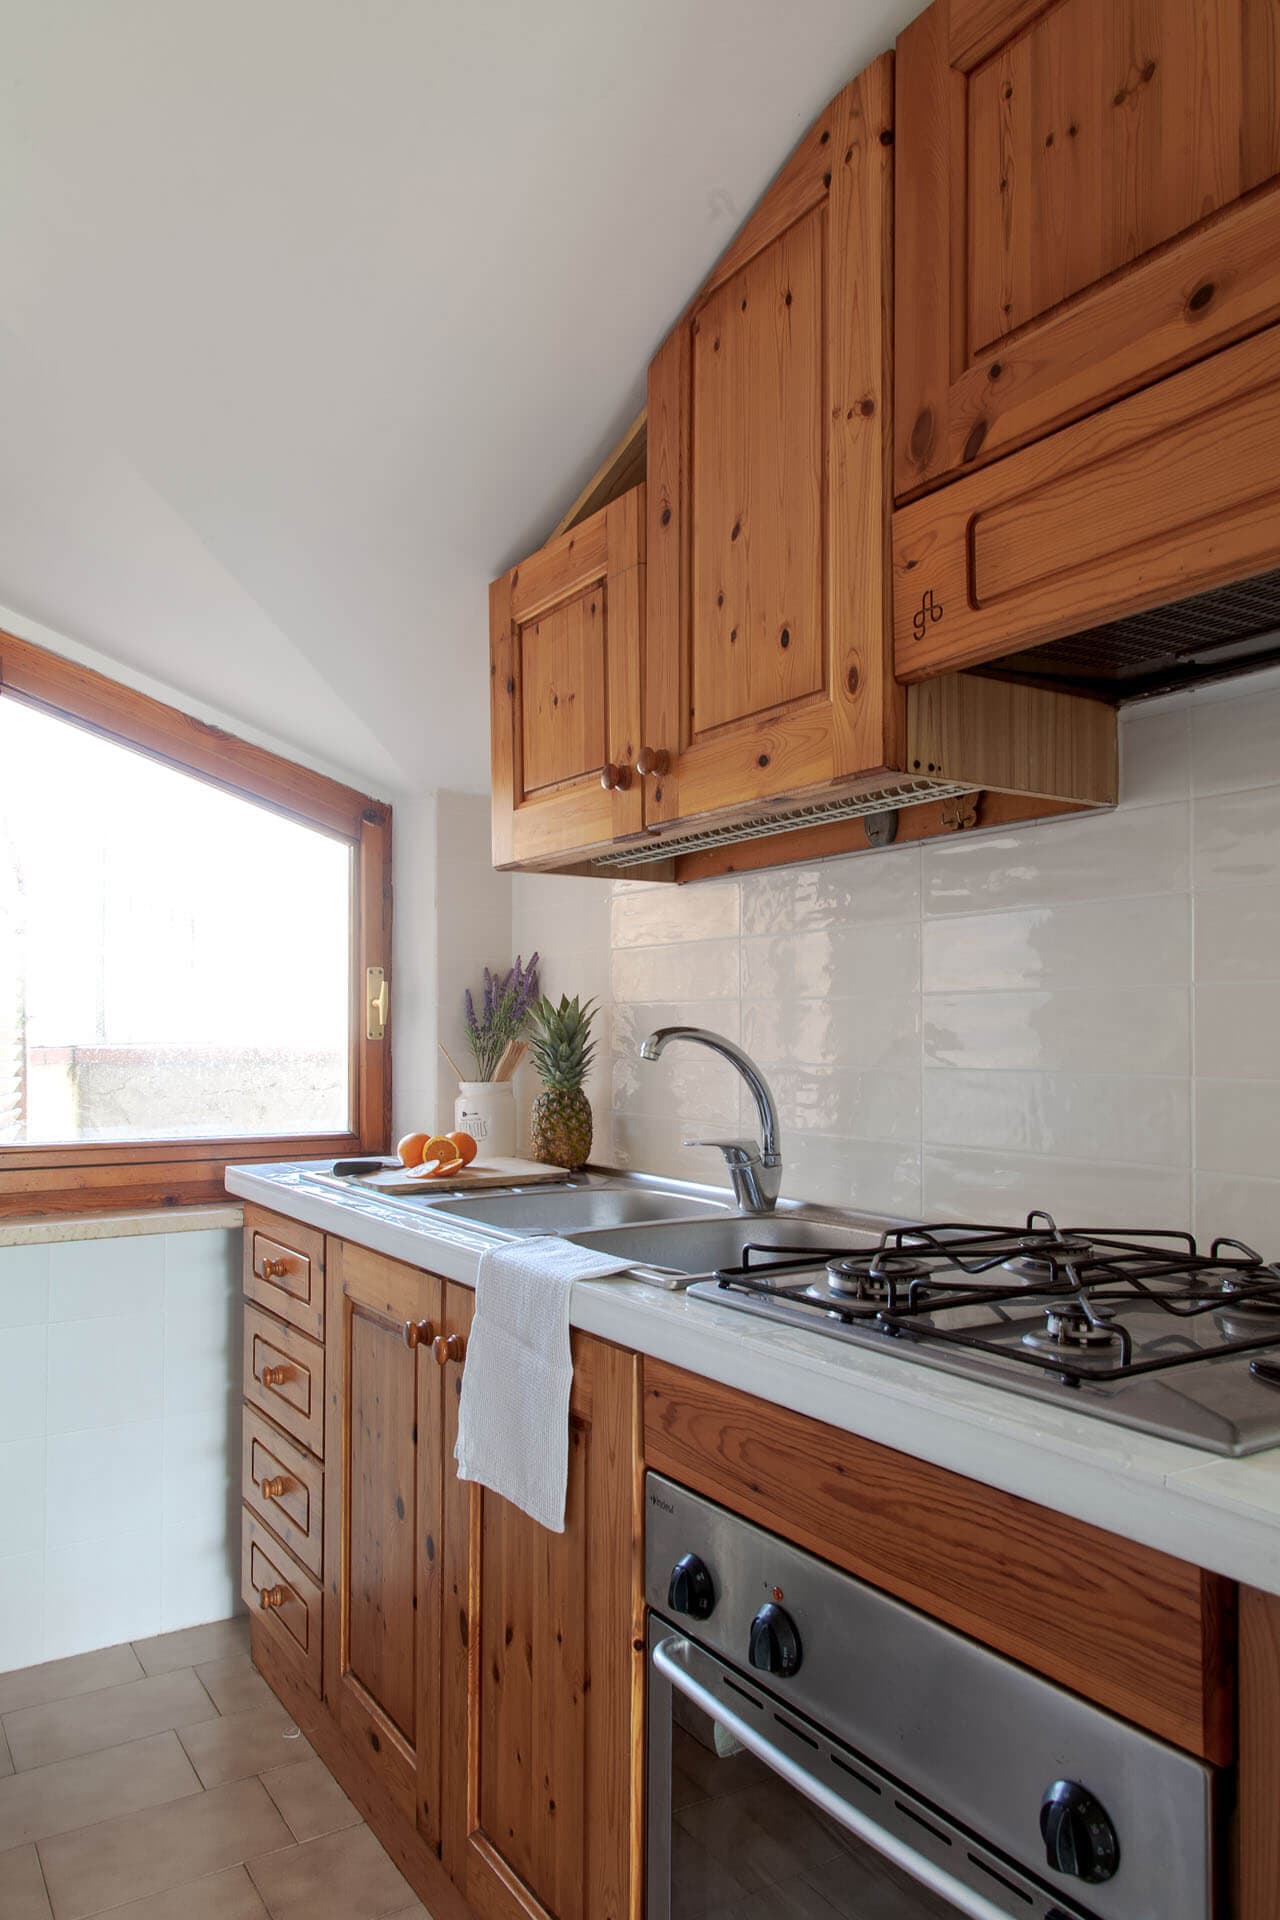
<box><xmin>825</xmin><ymin>1252</ymin><xmax>932</xmax><ymax>1301</ymax></box>
<box><xmin>1003</xmin><ymin>1236</ymin><xmax>1099</xmax><ymax>1285</ymax></box>
<box><xmin>1022</xmin><ymin>1299</ymin><xmax>1121</xmax><ymax>1356</ymax></box>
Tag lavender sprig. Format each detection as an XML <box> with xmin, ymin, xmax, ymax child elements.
<box><xmin>463</xmin><ymin>953</ymin><xmax>540</xmax><ymax>1080</ymax></box>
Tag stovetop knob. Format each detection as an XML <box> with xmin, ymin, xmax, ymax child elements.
<box><xmin>748</xmin><ymin>1601</ymin><xmax>802</xmax><ymax>1678</ymax></box>
<box><xmin>667</xmin><ymin>1552</ymin><xmax>716</xmax><ymax>1621</ymax></box>
<box><xmin>1039</xmin><ymin>1779</ymin><xmax>1119</xmax><ymax>1884</ymax></box>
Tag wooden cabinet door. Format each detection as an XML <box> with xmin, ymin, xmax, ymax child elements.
<box><xmin>440</xmin><ymin>1288</ymin><xmax>644</xmax><ymax>1920</ymax></box>
<box><xmin>490</xmin><ymin>488</ymin><xmax>645</xmax><ymax>868</ymax></box>
<box><xmin>324</xmin><ymin>1240</ymin><xmax>446</xmax><ymax>1852</ymax></box>
<box><xmin>644</xmin><ymin>56</ymin><xmax>901</xmax><ymax>833</ymax></box>
<box><xmin>895</xmin><ymin>0</ymin><xmax>1280</xmax><ymax>497</ymax></box>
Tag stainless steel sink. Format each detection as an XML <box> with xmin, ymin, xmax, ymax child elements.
<box><xmin>428</xmin><ymin>1184</ymin><xmax>732</xmax><ymax>1233</ymax></box>
<box><xmin>563</xmin><ymin>1212</ymin><xmax>883</xmax><ymax>1277</ymax></box>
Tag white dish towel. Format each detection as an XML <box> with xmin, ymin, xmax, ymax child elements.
<box><xmin>454</xmin><ymin>1236</ymin><xmax>635</xmax><ymax>1532</ymax></box>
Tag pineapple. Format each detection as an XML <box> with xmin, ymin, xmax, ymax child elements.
<box><xmin>528</xmin><ymin>994</ymin><xmax>596</xmax><ymax>1169</ymax></box>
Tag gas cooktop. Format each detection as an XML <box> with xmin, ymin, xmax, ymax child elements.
<box><xmin>686</xmin><ymin>1211</ymin><xmax>1280</xmax><ymax>1455</ymax></box>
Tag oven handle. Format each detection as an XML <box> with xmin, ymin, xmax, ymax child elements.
<box><xmin>652</xmin><ymin>1634</ymin><xmax>1014</xmax><ymax>1920</ymax></box>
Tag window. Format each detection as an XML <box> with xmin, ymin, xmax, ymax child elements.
<box><xmin>0</xmin><ymin>629</ymin><xmax>391</xmax><ymax>1215</ymax></box>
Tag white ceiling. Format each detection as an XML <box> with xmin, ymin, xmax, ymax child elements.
<box><xmin>0</xmin><ymin>0</ymin><xmax>922</xmax><ymax>798</ymax></box>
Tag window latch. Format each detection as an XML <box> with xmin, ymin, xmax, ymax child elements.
<box><xmin>366</xmin><ymin>967</ymin><xmax>389</xmax><ymax>1040</ymax></box>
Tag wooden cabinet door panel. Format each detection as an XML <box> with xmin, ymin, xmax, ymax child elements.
<box><xmin>646</xmin><ymin>56</ymin><xmax>901</xmax><ymax>831</ymax></box>
<box><xmin>490</xmin><ymin>488</ymin><xmax>645</xmax><ymax>867</ymax></box>
<box><xmin>441</xmin><ymin>1293</ymin><xmax>644</xmax><ymax>1920</ymax></box>
<box><xmin>895</xmin><ymin>0</ymin><xmax>1280</xmax><ymax>494</ymax></box>
<box><xmin>894</xmin><ymin>321</ymin><xmax>1280</xmax><ymax>677</ymax></box>
<box><xmin>325</xmin><ymin>1239</ymin><xmax>445</xmax><ymax>1847</ymax></box>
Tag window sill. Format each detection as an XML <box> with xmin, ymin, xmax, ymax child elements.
<box><xmin>0</xmin><ymin>1203</ymin><xmax>244</xmax><ymax>1247</ymax></box>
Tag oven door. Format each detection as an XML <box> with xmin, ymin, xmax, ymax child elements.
<box><xmin>646</xmin><ymin>1621</ymin><xmax>1093</xmax><ymax>1920</ymax></box>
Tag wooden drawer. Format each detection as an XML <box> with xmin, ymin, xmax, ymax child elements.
<box><xmin>644</xmin><ymin>1358</ymin><xmax>1234</xmax><ymax>1764</ymax></box>
<box><xmin>242</xmin><ymin>1508</ymin><xmax>322</xmax><ymax>1696</ymax></box>
<box><xmin>244</xmin><ymin>1205</ymin><xmax>325</xmax><ymax>1341</ymax></box>
<box><xmin>242</xmin><ymin>1405</ymin><xmax>323</xmax><ymax>1580</ymax></box>
<box><xmin>244</xmin><ymin>1303</ymin><xmax>325</xmax><ymax>1458</ymax></box>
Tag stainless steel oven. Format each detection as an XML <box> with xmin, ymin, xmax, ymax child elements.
<box><xmin>645</xmin><ymin>1473</ymin><xmax>1219</xmax><ymax>1920</ymax></box>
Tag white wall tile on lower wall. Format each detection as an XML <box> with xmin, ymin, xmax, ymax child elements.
<box><xmin>0</xmin><ymin>1225</ymin><xmax>244</xmax><ymax>1675</ymax></box>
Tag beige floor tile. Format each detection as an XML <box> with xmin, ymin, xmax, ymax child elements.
<box><xmin>38</xmin><ymin>1777</ymin><xmax>292</xmax><ymax>1920</ymax></box>
<box><xmin>381</xmin><ymin>1907</ymin><xmax>431</xmax><ymax>1920</ymax></box>
<box><xmin>194</xmin><ymin>1655</ymin><xmax>273</xmax><ymax>1719</ymax></box>
<box><xmin>0</xmin><ymin>1732</ymin><xmax>200</xmax><ymax>1853</ymax></box>
<box><xmin>0</xmin><ymin>1720</ymin><xmax>13</xmax><ymax>1778</ymax></box>
<box><xmin>133</xmin><ymin>1620</ymin><xmax>250</xmax><ymax>1679</ymax></box>
<box><xmin>177</xmin><ymin>1703</ymin><xmax>304</xmax><ymax>1789</ymax></box>
<box><xmin>89</xmin><ymin>1864</ymin><xmax>271</xmax><ymax>1919</ymax></box>
<box><xmin>0</xmin><ymin>1841</ymin><xmax>54</xmax><ymax>1920</ymax></box>
<box><xmin>259</xmin><ymin>1756</ymin><xmax>360</xmax><ymax>1843</ymax></box>
<box><xmin>247</xmin><ymin>1822</ymin><xmax>415</xmax><ymax>1920</ymax></box>
<box><xmin>0</xmin><ymin>1646</ymin><xmax>144</xmax><ymax>1718</ymax></box>
<box><xmin>4</xmin><ymin>1669</ymin><xmax>218</xmax><ymax>1772</ymax></box>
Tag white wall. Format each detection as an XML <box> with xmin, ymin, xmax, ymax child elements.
<box><xmin>0</xmin><ymin>1221</ymin><xmax>242</xmax><ymax>1672</ymax></box>
<box><xmin>564</xmin><ymin>668</ymin><xmax>1280</xmax><ymax>1249</ymax></box>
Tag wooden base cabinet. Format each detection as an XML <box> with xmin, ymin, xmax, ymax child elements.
<box><xmin>442</xmin><ymin>1284</ymin><xmax>645</xmax><ymax>1920</ymax></box>
<box><xmin>247</xmin><ymin>1228</ymin><xmax>643</xmax><ymax>1920</ymax></box>
<box><xmin>324</xmin><ymin>1240</ymin><xmax>446</xmax><ymax>1847</ymax></box>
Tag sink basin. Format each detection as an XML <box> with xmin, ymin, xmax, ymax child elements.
<box><xmin>429</xmin><ymin>1185</ymin><xmax>733</xmax><ymax>1234</ymax></box>
<box><xmin>564</xmin><ymin>1212</ymin><xmax>883</xmax><ymax>1276</ymax></box>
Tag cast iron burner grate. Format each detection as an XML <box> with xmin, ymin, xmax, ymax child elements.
<box><xmin>710</xmin><ymin>1211</ymin><xmax>1280</xmax><ymax>1390</ymax></box>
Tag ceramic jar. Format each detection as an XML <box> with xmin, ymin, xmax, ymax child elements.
<box><xmin>454</xmin><ymin>1080</ymin><xmax>515</xmax><ymax>1159</ymax></box>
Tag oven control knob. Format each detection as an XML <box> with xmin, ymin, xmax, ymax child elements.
<box><xmin>668</xmin><ymin>1553</ymin><xmax>715</xmax><ymax>1621</ymax></box>
<box><xmin>748</xmin><ymin>1603</ymin><xmax>802</xmax><ymax>1678</ymax></box>
<box><xmin>1039</xmin><ymin>1780</ymin><xmax>1119</xmax><ymax>1884</ymax></box>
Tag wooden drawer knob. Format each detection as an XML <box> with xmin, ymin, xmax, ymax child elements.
<box><xmin>404</xmin><ymin>1319</ymin><xmax>435</xmax><ymax>1350</ymax></box>
<box><xmin>635</xmin><ymin>746</ymin><xmax>670</xmax><ymax>778</ymax></box>
<box><xmin>259</xmin><ymin>1583</ymin><xmax>288</xmax><ymax>1612</ymax></box>
<box><xmin>260</xmin><ymin>1364</ymin><xmax>294</xmax><ymax>1390</ymax></box>
<box><xmin>600</xmin><ymin>762</ymin><xmax>633</xmax><ymax>792</ymax></box>
<box><xmin>260</xmin><ymin>1256</ymin><xmax>290</xmax><ymax>1280</ymax></box>
<box><xmin>433</xmin><ymin>1333</ymin><xmax>465</xmax><ymax>1367</ymax></box>
<box><xmin>260</xmin><ymin>1475</ymin><xmax>290</xmax><ymax>1502</ymax></box>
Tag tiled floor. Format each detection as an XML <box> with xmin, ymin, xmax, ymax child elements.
<box><xmin>0</xmin><ymin>1618</ymin><xmax>430</xmax><ymax>1920</ymax></box>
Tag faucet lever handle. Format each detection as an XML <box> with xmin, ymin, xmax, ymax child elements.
<box><xmin>683</xmin><ymin>1138</ymin><xmax>760</xmax><ymax>1167</ymax></box>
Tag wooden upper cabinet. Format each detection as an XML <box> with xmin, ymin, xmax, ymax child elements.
<box><xmin>490</xmin><ymin>488</ymin><xmax>645</xmax><ymax>868</ymax></box>
<box><xmin>645</xmin><ymin>55</ymin><xmax>902</xmax><ymax>830</ymax></box>
<box><xmin>895</xmin><ymin>0</ymin><xmax>1280</xmax><ymax>497</ymax></box>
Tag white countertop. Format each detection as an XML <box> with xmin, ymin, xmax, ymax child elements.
<box><xmin>227</xmin><ymin>1160</ymin><xmax>1280</xmax><ymax>1597</ymax></box>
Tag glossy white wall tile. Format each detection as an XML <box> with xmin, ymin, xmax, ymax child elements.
<box><xmin>590</xmin><ymin>669</ymin><xmax>1280</xmax><ymax>1247</ymax></box>
<box><xmin>0</xmin><ymin>1226</ymin><xmax>242</xmax><ymax>1674</ymax></box>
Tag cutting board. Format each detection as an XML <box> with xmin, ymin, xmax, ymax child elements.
<box><xmin>319</xmin><ymin>1156</ymin><xmax>574</xmax><ymax>1197</ymax></box>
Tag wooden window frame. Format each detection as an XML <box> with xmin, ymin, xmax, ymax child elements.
<box><xmin>0</xmin><ymin>628</ymin><xmax>392</xmax><ymax>1218</ymax></box>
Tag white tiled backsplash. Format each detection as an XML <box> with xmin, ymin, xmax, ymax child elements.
<box><xmin>0</xmin><ymin>1228</ymin><xmax>241</xmax><ymax>1672</ymax></box>
<box><xmin>515</xmin><ymin>666</ymin><xmax>1280</xmax><ymax>1247</ymax></box>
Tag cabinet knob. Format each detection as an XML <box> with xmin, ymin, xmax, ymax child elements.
<box><xmin>404</xmin><ymin>1319</ymin><xmax>435</xmax><ymax>1350</ymax></box>
<box><xmin>433</xmin><ymin>1333</ymin><xmax>465</xmax><ymax>1367</ymax></box>
<box><xmin>260</xmin><ymin>1475</ymin><xmax>290</xmax><ymax>1502</ymax></box>
<box><xmin>600</xmin><ymin>762</ymin><xmax>633</xmax><ymax>792</ymax></box>
<box><xmin>259</xmin><ymin>1583</ymin><xmax>288</xmax><ymax>1612</ymax></box>
<box><xmin>260</xmin><ymin>1256</ymin><xmax>290</xmax><ymax>1280</ymax></box>
<box><xmin>259</xmin><ymin>1364</ymin><xmax>293</xmax><ymax>1390</ymax></box>
<box><xmin>635</xmin><ymin>746</ymin><xmax>670</xmax><ymax>778</ymax></box>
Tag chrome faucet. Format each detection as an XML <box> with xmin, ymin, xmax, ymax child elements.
<box><xmin>639</xmin><ymin>1026</ymin><xmax>782</xmax><ymax>1213</ymax></box>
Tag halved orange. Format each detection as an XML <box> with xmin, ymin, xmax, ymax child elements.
<box><xmin>420</xmin><ymin>1134</ymin><xmax>458</xmax><ymax>1165</ymax></box>
<box><xmin>420</xmin><ymin>1151</ymin><xmax>465</xmax><ymax>1179</ymax></box>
